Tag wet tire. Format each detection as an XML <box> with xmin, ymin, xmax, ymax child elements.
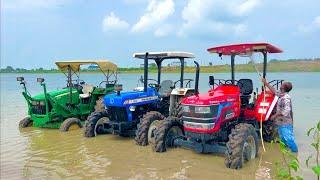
<box><xmin>84</xmin><ymin>111</ymin><xmax>109</xmax><ymax>137</ymax></box>
<box><xmin>59</xmin><ymin>118</ymin><xmax>82</xmax><ymax>132</ymax></box>
<box><xmin>19</xmin><ymin>117</ymin><xmax>33</xmax><ymax>128</ymax></box>
<box><xmin>152</xmin><ymin>117</ymin><xmax>184</xmax><ymax>152</ymax></box>
<box><xmin>170</xmin><ymin>103</ymin><xmax>183</xmax><ymax>118</ymax></box>
<box><xmin>262</xmin><ymin>120</ymin><xmax>278</xmax><ymax>143</ymax></box>
<box><xmin>94</xmin><ymin>96</ymin><xmax>105</xmax><ymax>112</ymax></box>
<box><xmin>225</xmin><ymin>123</ymin><xmax>259</xmax><ymax>169</ymax></box>
<box><xmin>135</xmin><ymin>111</ymin><xmax>165</xmax><ymax>146</ymax></box>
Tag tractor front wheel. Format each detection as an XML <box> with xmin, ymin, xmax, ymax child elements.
<box><xmin>84</xmin><ymin>111</ymin><xmax>110</xmax><ymax>137</ymax></box>
<box><xmin>135</xmin><ymin>111</ymin><xmax>165</xmax><ymax>146</ymax></box>
<box><xmin>152</xmin><ymin>117</ymin><xmax>184</xmax><ymax>152</ymax></box>
<box><xmin>19</xmin><ymin>117</ymin><xmax>33</xmax><ymax>128</ymax></box>
<box><xmin>59</xmin><ymin>118</ymin><xmax>82</xmax><ymax>132</ymax></box>
<box><xmin>225</xmin><ymin>123</ymin><xmax>259</xmax><ymax>169</ymax></box>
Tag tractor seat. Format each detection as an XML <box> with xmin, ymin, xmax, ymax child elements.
<box><xmin>237</xmin><ymin>79</ymin><xmax>253</xmax><ymax>105</ymax></box>
<box><xmin>79</xmin><ymin>84</ymin><xmax>94</xmax><ymax>99</ymax></box>
<box><xmin>158</xmin><ymin>80</ymin><xmax>173</xmax><ymax>97</ymax></box>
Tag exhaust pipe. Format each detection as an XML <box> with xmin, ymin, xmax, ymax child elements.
<box><xmin>194</xmin><ymin>61</ymin><xmax>200</xmax><ymax>95</ymax></box>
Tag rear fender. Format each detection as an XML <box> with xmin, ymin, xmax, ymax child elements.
<box><xmin>254</xmin><ymin>91</ymin><xmax>278</xmax><ymax>122</ymax></box>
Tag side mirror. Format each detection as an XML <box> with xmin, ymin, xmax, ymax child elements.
<box><xmin>37</xmin><ymin>78</ymin><xmax>45</xmax><ymax>83</ymax></box>
<box><xmin>209</xmin><ymin>76</ymin><xmax>214</xmax><ymax>85</ymax></box>
<box><xmin>17</xmin><ymin>77</ymin><xmax>24</xmax><ymax>81</ymax></box>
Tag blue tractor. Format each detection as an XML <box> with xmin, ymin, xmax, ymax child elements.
<box><xmin>84</xmin><ymin>51</ymin><xmax>200</xmax><ymax>140</ymax></box>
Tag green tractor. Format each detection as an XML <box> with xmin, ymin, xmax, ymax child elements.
<box><xmin>17</xmin><ymin>60</ymin><xmax>118</xmax><ymax>131</ymax></box>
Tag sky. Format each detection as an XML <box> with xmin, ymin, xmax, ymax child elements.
<box><xmin>1</xmin><ymin>0</ymin><xmax>320</xmax><ymax>69</ymax></box>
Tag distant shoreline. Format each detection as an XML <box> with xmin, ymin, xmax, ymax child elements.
<box><xmin>1</xmin><ymin>60</ymin><xmax>319</xmax><ymax>73</ymax></box>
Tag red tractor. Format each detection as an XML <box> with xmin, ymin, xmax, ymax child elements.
<box><xmin>152</xmin><ymin>43</ymin><xmax>284</xmax><ymax>169</ymax></box>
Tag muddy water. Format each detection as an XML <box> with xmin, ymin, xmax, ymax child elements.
<box><xmin>1</xmin><ymin>73</ymin><xmax>319</xmax><ymax>179</ymax></box>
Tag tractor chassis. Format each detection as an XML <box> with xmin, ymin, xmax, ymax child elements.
<box><xmin>172</xmin><ymin>132</ymin><xmax>226</xmax><ymax>154</ymax></box>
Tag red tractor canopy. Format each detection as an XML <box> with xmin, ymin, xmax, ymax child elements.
<box><xmin>207</xmin><ymin>42</ymin><xmax>283</xmax><ymax>80</ymax></box>
<box><xmin>207</xmin><ymin>42</ymin><xmax>283</xmax><ymax>55</ymax></box>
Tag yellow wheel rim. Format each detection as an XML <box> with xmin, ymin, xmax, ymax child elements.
<box><xmin>68</xmin><ymin>123</ymin><xmax>80</xmax><ymax>131</ymax></box>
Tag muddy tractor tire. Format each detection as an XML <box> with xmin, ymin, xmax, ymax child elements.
<box><xmin>225</xmin><ymin>123</ymin><xmax>259</xmax><ymax>169</ymax></box>
<box><xmin>262</xmin><ymin>120</ymin><xmax>278</xmax><ymax>143</ymax></box>
<box><xmin>94</xmin><ymin>96</ymin><xmax>105</xmax><ymax>113</ymax></box>
<box><xmin>170</xmin><ymin>103</ymin><xmax>183</xmax><ymax>118</ymax></box>
<box><xmin>152</xmin><ymin>117</ymin><xmax>184</xmax><ymax>152</ymax></box>
<box><xmin>19</xmin><ymin>117</ymin><xmax>33</xmax><ymax>128</ymax></box>
<box><xmin>84</xmin><ymin>111</ymin><xmax>109</xmax><ymax>137</ymax></box>
<box><xmin>135</xmin><ymin>111</ymin><xmax>165</xmax><ymax>146</ymax></box>
<box><xmin>59</xmin><ymin>118</ymin><xmax>82</xmax><ymax>132</ymax></box>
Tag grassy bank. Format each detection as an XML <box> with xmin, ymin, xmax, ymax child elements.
<box><xmin>1</xmin><ymin>60</ymin><xmax>319</xmax><ymax>74</ymax></box>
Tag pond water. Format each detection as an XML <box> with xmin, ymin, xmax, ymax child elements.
<box><xmin>1</xmin><ymin>72</ymin><xmax>319</xmax><ymax>179</ymax></box>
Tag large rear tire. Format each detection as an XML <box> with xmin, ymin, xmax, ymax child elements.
<box><xmin>19</xmin><ymin>117</ymin><xmax>32</xmax><ymax>128</ymax></box>
<box><xmin>59</xmin><ymin>118</ymin><xmax>82</xmax><ymax>132</ymax></box>
<box><xmin>135</xmin><ymin>111</ymin><xmax>165</xmax><ymax>146</ymax></box>
<box><xmin>84</xmin><ymin>111</ymin><xmax>109</xmax><ymax>137</ymax></box>
<box><xmin>152</xmin><ymin>117</ymin><xmax>184</xmax><ymax>152</ymax></box>
<box><xmin>262</xmin><ymin>120</ymin><xmax>278</xmax><ymax>143</ymax></box>
<box><xmin>225</xmin><ymin>123</ymin><xmax>259</xmax><ymax>169</ymax></box>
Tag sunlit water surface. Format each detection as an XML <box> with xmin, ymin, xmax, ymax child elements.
<box><xmin>1</xmin><ymin>72</ymin><xmax>319</xmax><ymax>179</ymax></box>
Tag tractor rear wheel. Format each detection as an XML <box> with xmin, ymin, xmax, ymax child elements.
<box><xmin>19</xmin><ymin>117</ymin><xmax>33</xmax><ymax>128</ymax></box>
<box><xmin>59</xmin><ymin>118</ymin><xmax>82</xmax><ymax>132</ymax></box>
<box><xmin>152</xmin><ymin>117</ymin><xmax>184</xmax><ymax>152</ymax></box>
<box><xmin>225</xmin><ymin>123</ymin><xmax>259</xmax><ymax>169</ymax></box>
<box><xmin>94</xmin><ymin>96</ymin><xmax>105</xmax><ymax>112</ymax></box>
<box><xmin>84</xmin><ymin>111</ymin><xmax>110</xmax><ymax>137</ymax></box>
<box><xmin>262</xmin><ymin>120</ymin><xmax>278</xmax><ymax>143</ymax></box>
<box><xmin>135</xmin><ymin>111</ymin><xmax>165</xmax><ymax>146</ymax></box>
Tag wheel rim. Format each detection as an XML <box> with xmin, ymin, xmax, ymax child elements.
<box><xmin>68</xmin><ymin>123</ymin><xmax>80</xmax><ymax>131</ymax></box>
<box><xmin>148</xmin><ymin>120</ymin><xmax>160</xmax><ymax>145</ymax></box>
<box><xmin>165</xmin><ymin>126</ymin><xmax>183</xmax><ymax>148</ymax></box>
<box><xmin>242</xmin><ymin>135</ymin><xmax>256</xmax><ymax>162</ymax></box>
<box><xmin>94</xmin><ymin>117</ymin><xmax>109</xmax><ymax>136</ymax></box>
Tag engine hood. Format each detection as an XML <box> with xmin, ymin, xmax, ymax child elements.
<box><xmin>104</xmin><ymin>87</ymin><xmax>159</xmax><ymax>107</ymax></box>
<box><xmin>32</xmin><ymin>88</ymin><xmax>78</xmax><ymax>101</ymax></box>
<box><xmin>182</xmin><ymin>85</ymin><xmax>240</xmax><ymax>105</ymax></box>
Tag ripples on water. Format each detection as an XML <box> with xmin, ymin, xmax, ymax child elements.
<box><xmin>1</xmin><ymin>73</ymin><xmax>319</xmax><ymax>179</ymax></box>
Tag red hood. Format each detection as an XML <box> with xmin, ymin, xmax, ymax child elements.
<box><xmin>182</xmin><ymin>85</ymin><xmax>240</xmax><ymax>105</ymax></box>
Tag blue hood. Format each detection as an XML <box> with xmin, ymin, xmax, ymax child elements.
<box><xmin>104</xmin><ymin>88</ymin><xmax>159</xmax><ymax>107</ymax></box>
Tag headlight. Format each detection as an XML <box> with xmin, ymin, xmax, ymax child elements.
<box><xmin>194</xmin><ymin>106</ymin><xmax>211</xmax><ymax>114</ymax></box>
<box><xmin>32</xmin><ymin>101</ymin><xmax>37</xmax><ymax>105</ymax></box>
<box><xmin>182</xmin><ymin>105</ymin><xmax>190</xmax><ymax>112</ymax></box>
<box><xmin>39</xmin><ymin>101</ymin><xmax>45</xmax><ymax>106</ymax></box>
<box><xmin>129</xmin><ymin>106</ymin><xmax>136</xmax><ymax>111</ymax></box>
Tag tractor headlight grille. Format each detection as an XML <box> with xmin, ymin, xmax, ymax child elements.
<box><xmin>182</xmin><ymin>105</ymin><xmax>218</xmax><ymax>119</ymax></box>
<box><xmin>31</xmin><ymin>101</ymin><xmax>46</xmax><ymax>115</ymax></box>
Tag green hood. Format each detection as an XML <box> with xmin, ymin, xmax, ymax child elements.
<box><xmin>32</xmin><ymin>88</ymin><xmax>78</xmax><ymax>100</ymax></box>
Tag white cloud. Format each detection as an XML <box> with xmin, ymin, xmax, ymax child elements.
<box><xmin>179</xmin><ymin>0</ymin><xmax>260</xmax><ymax>38</ymax></box>
<box><xmin>154</xmin><ymin>24</ymin><xmax>173</xmax><ymax>37</ymax></box>
<box><xmin>2</xmin><ymin>0</ymin><xmax>69</xmax><ymax>10</ymax></box>
<box><xmin>102</xmin><ymin>12</ymin><xmax>129</xmax><ymax>32</ymax></box>
<box><xmin>131</xmin><ymin>0</ymin><xmax>174</xmax><ymax>33</ymax></box>
<box><xmin>297</xmin><ymin>16</ymin><xmax>320</xmax><ymax>34</ymax></box>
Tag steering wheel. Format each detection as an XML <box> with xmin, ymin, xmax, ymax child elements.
<box><xmin>99</xmin><ymin>80</ymin><xmax>116</xmax><ymax>88</ymax></box>
<box><xmin>223</xmin><ymin>80</ymin><xmax>244</xmax><ymax>88</ymax></box>
<box><xmin>173</xmin><ymin>79</ymin><xmax>194</xmax><ymax>88</ymax></box>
